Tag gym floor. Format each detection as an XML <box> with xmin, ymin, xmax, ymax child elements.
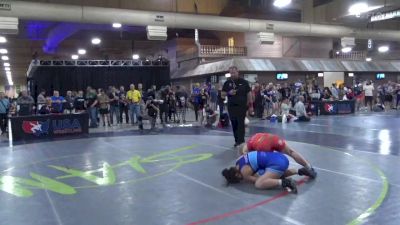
<box><xmin>0</xmin><ymin>112</ymin><xmax>399</xmax><ymax>225</ymax></box>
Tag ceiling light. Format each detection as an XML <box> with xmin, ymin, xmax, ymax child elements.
<box><xmin>112</xmin><ymin>23</ymin><xmax>122</xmax><ymax>28</ymax></box>
<box><xmin>4</xmin><ymin>67</ymin><xmax>10</xmax><ymax>71</ymax></box>
<box><xmin>349</xmin><ymin>2</ymin><xmax>369</xmax><ymax>17</ymax></box>
<box><xmin>225</xmin><ymin>73</ymin><xmax>231</xmax><ymax>78</ymax></box>
<box><xmin>348</xmin><ymin>73</ymin><xmax>354</xmax><ymax>77</ymax></box>
<box><xmin>366</xmin><ymin>57</ymin><xmax>372</xmax><ymax>62</ymax></box>
<box><xmin>336</xmin><ymin>51</ymin><xmax>340</xmax><ymax>55</ymax></box>
<box><xmin>318</xmin><ymin>72</ymin><xmax>324</xmax><ymax>77</ymax></box>
<box><xmin>132</xmin><ymin>54</ymin><xmax>140</xmax><ymax>60</ymax></box>
<box><xmin>3</xmin><ymin>62</ymin><xmax>10</xmax><ymax>67</ymax></box>
<box><xmin>6</xmin><ymin>71</ymin><xmax>11</xmax><ymax>75</ymax></box>
<box><xmin>0</xmin><ymin>37</ymin><xmax>6</xmax><ymax>43</ymax></box>
<box><xmin>378</xmin><ymin>46</ymin><xmax>389</xmax><ymax>53</ymax></box>
<box><xmin>71</xmin><ymin>55</ymin><xmax>79</xmax><ymax>60</ymax></box>
<box><xmin>91</xmin><ymin>38</ymin><xmax>101</xmax><ymax>45</ymax></box>
<box><xmin>273</xmin><ymin>0</ymin><xmax>292</xmax><ymax>8</ymax></box>
<box><xmin>78</xmin><ymin>49</ymin><xmax>86</xmax><ymax>55</ymax></box>
<box><xmin>6</xmin><ymin>74</ymin><xmax>11</xmax><ymax>79</ymax></box>
<box><xmin>1</xmin><ymin>56</ymin><xmax>9</xmax><ymax>60</ymax></box>
<box><xmin>8</xmin><ymin>81</ymin><xmax>13</xmax><ymax>86</ymax></box>
<box><xmin>342</xmin><ymin>47</ymin><xmax>352</xmax><ymax>53</ymax></box>
<box><xmin>0</xmin><ymin>49</ymin><xmax>7</xmax><ymax>54</ymax></box>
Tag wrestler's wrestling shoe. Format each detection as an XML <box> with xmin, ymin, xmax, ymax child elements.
<box><xmin>298</xmin><ymin>167</ymin><xmax>317</xmax><ymax>179</ymax></box>
<box><xmin>282</xmin><ymin>178</ymin><xmax>298</xmax><ymax>194</ymax></box>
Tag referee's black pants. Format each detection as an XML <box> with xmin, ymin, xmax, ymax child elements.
<box><xmin>228</xmin><ymin>106</ymin><xmax>247</xmax><ymax>145</ymax></box>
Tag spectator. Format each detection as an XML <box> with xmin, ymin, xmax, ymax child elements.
<box><xmin>322</xmin><ymin>88</ymin><xmax>332</xmax><ymax>100</ymax></box>
<box><xmin>330</xmin><ymin>83</ymin><xmax>339</xmax><ymax>100</ymax></box>
<box><xmin>204</xmin><ymin>104</ymin><xmax>217</xmax><ymax>128</ymax></box>
<box><xmin>175</xmin><ymin>86</ymin><xmax>188</xmax><ymax>124</ymax></box>
<box><xmin>396</xmin><ymin>84</ymin><xmax>400</xmax><ymax>109</ymax></box>
<box><xmin>210</xmin><ymin>85</ymin><xmax>218</xmax><ymax>110</ymax></box>
<box><xmin>37</xmin><ymin>89</ymin><xmax>46</xmax><ymax>110</ymax></box>
<box><xmin>39</xmin><ymin>97</ymin><xmax>52</xmax><ymax>115</ymax></box>
<box><xmin>17</xmin><ymin>90</ymin><xmax>35</xmax><ymax>116</ymax></box>
<box><xmin>0</xmin><ymin>92</ymin><xmax>10</xmax><ymax>135</ymax></box>
<box><xmin>74</xmin><ymin>90</ymin><xmax>86</xmax><ymax>113</ymax></box>
<box><xmin>294</xmin><ymin>96</ymin><xmax>310</xmax><ymax>122</ymax></box>
<box><xmin>119</xmin><ymin>93</ymin><xmax>129</xmax><ymax>124</ymax></box>
<box><xmin>345</xmin><ymin>88</ymin><xmax>355</xmax><ymax>100</ymax></box>
<box><xmin>87</xmin><ymin>89</ymin><xmax>98</xmax><ymax>128</ymax></box>
<box><xmin>127</xmin><ymin>84</ymin><xmax>142</xmax><ymax>125</ymax></box>
<box><xmin>159</xmin><ymin>86</ymin><xmax>170</xmax><ymax>124</ymax></box>
<box><xmin>280</xmin><ymin>98</ymin><xmax>295</xmax><ymax>122</ymax></box>
<box><xmin>97</xmin><ymin>89</ymin><xmax>111</xmax><ymax>127</ymax></box>
<box><xmin>139</xmin><ymin>96</ymin><xmax>159</xmax><ymax>131</ymax></box>
<box><xmin>64</xmin><ymin>91</ymin><xmax>74</xmax><ymax>114</ymax></box>
<box><xmin>109</xmin><ymin>87</ymin><xmax>120</xmax><ymax>125</ymax></box>
<box><xmin>363</xmin><ymin>81</ymin><xmax>374</xmax><ymax>111</ymax></box>
<box><xmin>217</xmin><ymin>85</ymin><xmax>225</xmax><ymax>116</ymax></box>
<box><xmin>253</xmin><ymin>83</ymin><xmax>263</xmax><ymax>119</ymax></box>
<box><xmin>168</xmin><ymin>89</ymin><xmax>177</xmax><ymax>123</ymax></box>
<box><xmin>191</xmin><ymin>83</ymin><xmax>201</xmax><ymax>122</ymax></box>
<box><xmin>51</xmin><ymin>90</ymin><xmax>66</xmax><ymax>113</ymax></box>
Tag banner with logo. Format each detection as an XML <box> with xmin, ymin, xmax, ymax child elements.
<box><xmin>10</xmin><ymin>113</ymin><xmax>89</xmax><ymax>141</ymax></box>
<box><xmin>318</xmin><ymin>101</ymin><xmax>355</xmax><ymax>115</ymax></box>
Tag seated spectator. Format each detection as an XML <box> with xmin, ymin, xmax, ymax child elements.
<box><xmin>74</xmin><ymin>90</ymin><xmax>86</xmax><ymax>113</ymax></box>
<box><xmin>322</xmin><ymin>88</ymin><xmax>332</xmax><ymax>101</ymax></box>
<box><xmin>39</xmin><ymin>97</ymin><xmax>52</xmax><ymax>115</ymax></box>
<box><xmin>204</xmin><ymin>104</ymin><xmax>217</xmax><ymax>128</ymax></box>
<box><xmin>280</xmin><ymin>98</ymin><xmax>295</xmax><ymax>122</ymax></box>
<box><xmin>17</xmin><ymin>90</ymin><xmax>35</xmax><ymax>116</ymax></box>
<box><xmin>51</xmin><ymin>90</ymin><xmax>66</xmax><ymax>113</ymax></box>
<box><xmin>294</xmin><ymin>96</ymin><xmax>310</xmax><ymax>122</ymax></box>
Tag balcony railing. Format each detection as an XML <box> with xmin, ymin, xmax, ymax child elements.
<box><xmin>334</xmin><ymin>51</ymin><xmax>367</xmax><ymax>60</ymax></box>
<box><xmin>200</xmin><ymin>45</ymin><xmax>247</xmax><ymax>57</ymax></box>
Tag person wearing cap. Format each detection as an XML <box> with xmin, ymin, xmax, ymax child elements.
<box><xmin>238</xmin><ymin>132</ymin><xmax>317</xmax><ymax>179</ymax></box>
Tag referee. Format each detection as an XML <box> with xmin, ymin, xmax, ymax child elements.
<box><xmin>222</xmin><ymin>66</ymin><xmax>253</xmax><ymax>147</ymax></box>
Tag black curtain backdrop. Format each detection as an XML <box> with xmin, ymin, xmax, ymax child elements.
<box><xmin>29</xmin><ymin>66</ymin><xmax>170</xmax><ymax>97</ymax></box>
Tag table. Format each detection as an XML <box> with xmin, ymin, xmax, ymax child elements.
<box><xmin>310</xmin><ymin>100</ymin><xmax>355</xmax><ymax>115</ymax></box>
<box><xmin>10</xmin><ymin>113</ymin><xmax>89</xmax><ymax>141</ymax></box>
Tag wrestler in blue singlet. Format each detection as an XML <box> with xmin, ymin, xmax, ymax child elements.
<box><xmin>236</xmin><ymin>151</ymin><xmax>289</xmax><ymax>176</ymax></box>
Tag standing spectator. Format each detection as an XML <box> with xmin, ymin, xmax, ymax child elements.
<box><xmin>17</xmin><ymin>90</ymin><xmax>35</xmax><ymax>116</ymax></box>
<box><xmin>175</xmin><ymin>86</ymin><xmax>188</xmax><ymax>124</ymax></box>
<box><xmin>64</xmin><ymin>91</ymin><xmax>74</xmax><ymax>114</ymax></box>
<box><xmin>198</xmin><ymin>88</ymin><xmax>209</xmax><ymax>124</ymax></box>
<box><xmin>147</xmin><ymin>85</ymin><xmax>157</xmax><ymax>100</ymax></box>
<box><xmin>74</xmin><ymin>90</ymin><xmax>86</xmax><ymax>113</ymax></box>
<box><xmin>109</xmin><ymin>87</ymin><xmax>120</xmax><ymax>125</ymax></box>
<box><xmin>209</xmin><ymin>85</ymin><xmax>218</xmax><ymax>110</ymax></box>
<box><xmin>330</xmin><ymin>83</ymin><xmax>339</xmax><ymax>100</ymax></box>
<box><xmin>51</xmin><ymin>90</ymin><xmax>66</xmax><ymax>113</ymax></box>
<box><xmin>87</xmin><ymin>89</ymin><xmax>98</xmax><ymax>128</ymax></box>
<box><xmin>363</xmin><ymin>81</ymin><xmax>374</xmax><ymax>111</ymax></box>
<box><xmin>119</xmin><ymin>93</ymin><xmax>129</xmax><ymax>124</ymax></box>
<box><xmin>191</xmin><ymin>83</ymin><xmax>201</xmax><ymax>121</ymax></box>
<box><xmin>262</xmin><ymin>83</ymin><xmax>274</xmax><ymax>118</ymax></box>
<box><xmin>159</xmin><ymin>86</ymin><xmax>170</xmax><ymax>124</ymax></box>
<box><xmin>395</xmin><ymin>84</ymin><xmax>400</xmax><ymax>109</ymax></box>
<box><xmin>279</xmin><ymin>83</ymin><xmax>291</xmax><ymax>100</ymax></box>
<box><xmin>127</xmin><ymin>84</ymin><xmax>142</xmax><ymax>125</ymax></box>
<box><xmin>345</xmin><ymin>88</ymin><xmax>355</xmax><ymax>100</ymax></box>
<box><xmin>119</xmin><ymin>86</ymin><xmax>126</xmax><ymax>96</ymax></box>
<box><xmin>222</xmin><ymin>66</ymin><xmax>253</xmax><ymax>147</ymax></box>
<box><xmin>294</xmin><ymin>96</ymin><xmax>310</xmax><ymax>122</ymax></box>
<box><xmin>168</xmin><ymin>89</ymin><xmax>177</xmax><ymax>123</ymax></box>
<box><xmin>37</xmin><ymin>89</ymin><xmax>46</xmax><ymax>111</ymax></box>
<box><xmin>38</xmin><ymin>97</ymin><xmax>52</xmax><ymax>115</ymax></box>
<box><xmin>253</xmin><ymin>83</ymin><xmax>263</xmax><ymax>119</ymax></box>
<box><xmin>0</xmin><ymin>92</ymin><xmax>10</xmax><ymax>135</ymax></box>
<box><xmin>97</xmin><ymin>89</ymin><xmax>111</xmax><ymax>127</ymax></box>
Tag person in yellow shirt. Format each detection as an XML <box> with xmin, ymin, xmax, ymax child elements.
<box><xmin>127</xmin><ymin>84</ymin><xmax>142</xmax><ymax>124</ymax></box>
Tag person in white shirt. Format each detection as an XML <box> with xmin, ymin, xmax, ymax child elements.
<box><xmin>363</xmin><ymin>81</ymin><xmax>375</xmax><ymax>111</ymax></box>
<box><xmin>294</xmin><ymin>96</ymin><xmax>310</xmax><ymax>122</ymax></box>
